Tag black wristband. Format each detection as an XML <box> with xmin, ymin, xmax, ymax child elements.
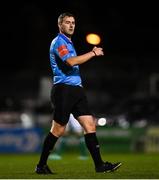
<box><xmin>92</xmin><ymin>50</ymin><xmax>96</xmax><ymax>56</ymax></box>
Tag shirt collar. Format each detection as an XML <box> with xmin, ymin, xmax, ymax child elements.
<box><xmin>58</xmin><ymin>33</ymin><xmax>73</xmax><ymax>44</ymax></box>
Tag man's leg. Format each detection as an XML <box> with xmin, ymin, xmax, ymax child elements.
<box><xmin>77</xmin><ymin>115</ymin><xmax>122</xmax><ymax>173</ymax></box>
<box><xmin>77</xmin><ymin>115</ymin><xmax>103</xmax><ymax>166</ymax></box>
<box><xmin>35</xmin><ymin>121</ymin><xmax>66</xmax><ymax>174</ymax></box>
<box><xmin>49</xmin><ymin>135</ymin><xmax>68</xmax><ymax>160</ymax></box>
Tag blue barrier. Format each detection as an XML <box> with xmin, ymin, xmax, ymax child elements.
<box><xmin>0</xmin><ymin>127</ymin><xmax>43</xmax><ymax>153</ymax></box>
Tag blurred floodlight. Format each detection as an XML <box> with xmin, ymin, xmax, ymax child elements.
<box><xmin>86</xmin><ymin>33</ymin><xmax>101</xmax><ymax>45</ymax></box>
<box><xmin>98</xmin><ymin>118</ymin><xmax>107</xmax><ymax>126</ymax></box>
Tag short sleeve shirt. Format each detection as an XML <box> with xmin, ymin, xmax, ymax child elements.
<box><xmin>49</xmin><ymin>33</ymin><xmax>82</xmax><ymax>86</ymax></box>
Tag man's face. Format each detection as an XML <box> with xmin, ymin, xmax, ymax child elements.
<box><xmin>59</xmin><ymin>16</ymin><xmax>75</xmax><ymax>38</ymax></box>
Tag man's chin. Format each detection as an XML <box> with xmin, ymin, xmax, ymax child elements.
<box><xmin>65</xmin><ymin>32</ymin><xmax>73</xmax><ymax>38</ymax></box>
<box><xmin>68</xmin><ymin>32</ymin><xmax>74</xmax><ymax>36</ymax></box>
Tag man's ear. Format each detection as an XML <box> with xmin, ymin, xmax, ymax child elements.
<box><xmin>58</xmin><ymin>23</ymin><xmax>61</xmax><ymax>29</ymax></box>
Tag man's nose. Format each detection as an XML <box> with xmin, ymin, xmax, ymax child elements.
<box><xmin>70</xmin><ymin>22</ymin><xmax>74</xmax><ymax>26</ymax></box>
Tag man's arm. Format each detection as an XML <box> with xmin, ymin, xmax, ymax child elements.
<box><xmin>66</xmin><ymin>47</ymin><xmax>104</xmax><ymax>66</ymax></box>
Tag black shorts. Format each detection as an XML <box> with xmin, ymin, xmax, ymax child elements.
<box><xmin>50</xmin><ymin>83</ymin><xmax>92</xmax><ymax>125</ymax></box>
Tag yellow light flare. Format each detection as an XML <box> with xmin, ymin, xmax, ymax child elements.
<box><xmin>86</xmin><ymin>33</ymin><xmax>101</xmax><ymax>45</ymax></box>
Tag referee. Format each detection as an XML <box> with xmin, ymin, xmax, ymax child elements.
<box><xmin>35</xmin><ymin>12</ymin><xmax>121</xmax><ymax>174</ymax></box>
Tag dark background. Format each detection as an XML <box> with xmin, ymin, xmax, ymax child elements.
<box><xmin>1</xmin><ymin>1</ymin><xmax>159</xmax><ymax>120</ymax></box>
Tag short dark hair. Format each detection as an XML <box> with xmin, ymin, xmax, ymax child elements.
<box><xmin>58</xmin><ymin>12</ymin><xmax>75</xmax><ymax>24</ymax></box>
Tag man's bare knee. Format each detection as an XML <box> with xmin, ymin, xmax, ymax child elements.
<box><xmin>50</xmin><ymin>120</ymin><xmax>66</xmax><ymax>137</ymax></box>
<box><xmin>77</xmin><ymin>115</ymin><xmax>96</xmax><ymax>133</ymax></box>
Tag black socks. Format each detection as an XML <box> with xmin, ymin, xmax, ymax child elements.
<box><xmin>84</xmin><ymin>132</ymin><xmax>103</xmax><ymax>167</ymax></box>
<box><xmin>38</xmin><ymin>132</ymin><xmax>58</xmax><ymax>167</ymax></box>
<box><xmin>38</xmin><ymin>132</ymin><xmax>103</xmax><ymax>168</ymax></box>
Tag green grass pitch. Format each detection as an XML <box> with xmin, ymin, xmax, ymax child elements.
<box><xmin>0</xmin><ymin>152</ymin><xmax>159</xmax><ymax>179</ymax></box>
